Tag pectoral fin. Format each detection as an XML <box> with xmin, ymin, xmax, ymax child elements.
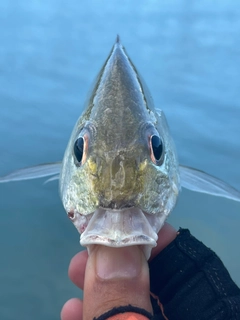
<box><xmin>0</xmin><ymin>162</ymin><xmax>61</xmax><ymax>183</ymax></box>
<box><xmin>179</xmin><ymin>165</ymin><xmax>240</xmax><ymax>202</ymax></box>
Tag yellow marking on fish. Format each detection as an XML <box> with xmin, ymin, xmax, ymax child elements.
<box><xmin>139</xmin><ymin>160</ymin><xmax>148</xmax><ymax>172</ymax></box>
<box><xmin>87</xmin><ymin>158</ymin><xmax>97</xmax><ymax>176</ymax></box>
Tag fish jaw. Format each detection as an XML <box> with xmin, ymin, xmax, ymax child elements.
<box><xmin>68</xmin><ymin>207</ymin><xmax>166</xmax><ymax>259</ymax></box>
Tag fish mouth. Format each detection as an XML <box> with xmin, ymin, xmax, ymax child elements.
<box><xmin>68</xmin><ymin>207</ymin><xmax>166</xmax><ymax>259</ymax></box>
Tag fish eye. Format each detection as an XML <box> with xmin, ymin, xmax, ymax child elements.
<box><xmin>74</xmin><ymin>137</ymin><xmax>87</xmax><ymax>165</ymax></box>
<box><xmin>150</xmin><ymin>135</ymin><xmax>164</xmax><ymax>165</ymax></box>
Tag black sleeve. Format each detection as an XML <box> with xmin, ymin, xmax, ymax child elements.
<box><xmin>148</xmin><ymin>228</ymin><xmax>240</xmax><ymax>320</ymax></box>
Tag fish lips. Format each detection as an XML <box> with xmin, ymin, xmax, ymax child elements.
<box><xmin>69</xmin><ymin>207</ymin><xmax>166</xmax><ymax>259</ymax></box>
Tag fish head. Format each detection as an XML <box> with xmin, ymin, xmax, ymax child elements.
<box><xmin>60</xmin><ymin>38</ymin><xmax>180</xmax><ymax>258</ymax></box>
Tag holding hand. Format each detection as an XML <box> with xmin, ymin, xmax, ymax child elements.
<box><xmin>61</xmin><ymin>223</ymin><xmax>177</xmax><ymax>320</ymax></box>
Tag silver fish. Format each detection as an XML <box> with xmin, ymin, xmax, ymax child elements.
<box><xmin>1</xmin><ymin>37</ymin><xmax>240</xmax><ymax>258</ymax></box>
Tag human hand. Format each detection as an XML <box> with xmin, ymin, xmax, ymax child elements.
<box><xmin>61</xmin><ymin>223</ymin><xmax>177</xmax><ymax>320</ymax></box>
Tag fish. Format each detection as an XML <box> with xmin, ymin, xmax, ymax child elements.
<box><xmin>1</xmin><ymin>37</ymin><xmax>240</xmax><ymax>258</ymax></box>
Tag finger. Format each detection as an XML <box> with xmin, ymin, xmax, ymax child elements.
<box><xmin>61</xmin><ymin>298</ymin><xmax>83</xmax><ymax>320</ymax></box>
<box><xmin>83</xmin><ymin>246</ymin><xmax>152</xmax><ymax>320</ymax></box>
<box><xmin>150</xmin><ymin>223</ymin><xmax>177</xmax><ymax>261</ymax></box>
<box><xmin>68</xmin><ymin>250</ymin><xmax>88</xmax><ymax>289</ymax></box>
<box><xmin>68</xmin><ymin>224</ymin><xmax>177</xmax><ymax>290</ymax></box>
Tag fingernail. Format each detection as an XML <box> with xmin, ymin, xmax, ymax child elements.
<box><xmin>95</xmin><ymin>246</ymin><xmax>142</xmax><ymax>280</ymax></box>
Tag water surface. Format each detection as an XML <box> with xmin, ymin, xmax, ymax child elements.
<box><xmin>0</xmin><ymin>1</ymin><xmax>240</xmax><ymax>319</ymax></box>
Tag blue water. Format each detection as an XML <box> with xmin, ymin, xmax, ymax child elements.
<box><xmin>0</xmin><ymin>1</ymin><xmax>240</xmax><ymax>319</ymax></box>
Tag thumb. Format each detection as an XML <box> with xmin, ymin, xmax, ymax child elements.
<box><xmin>83</xmin><ymin>245</ymin><xmax>153</xmax><ymax>320</ymax></box>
